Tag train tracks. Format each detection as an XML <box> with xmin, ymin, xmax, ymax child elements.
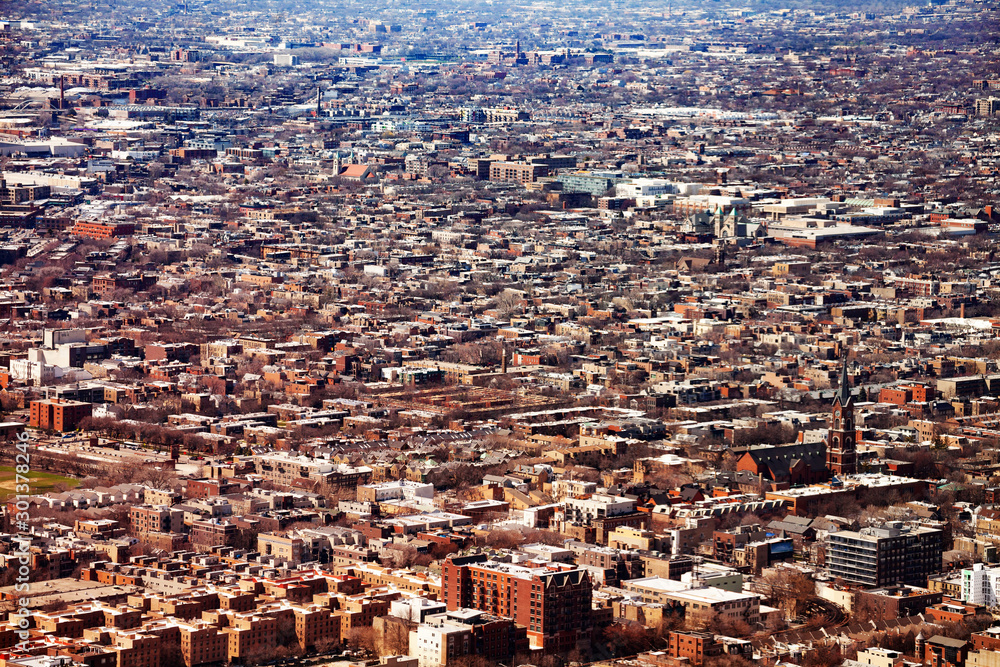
<box><xmin>755</xmin><ymin>596</ymin><xmax>849</xmax><ymax>647</ymax></box>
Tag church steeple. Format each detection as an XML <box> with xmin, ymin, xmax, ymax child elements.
<box><xmin>834</xmin><ymin>354</ymin><xmax>852</xmax><ymax>407</ymax></box>
<box><xmin>826</xmin><ymin>351</ymin><xmax>857</xmax><ymax>477</ymax></box>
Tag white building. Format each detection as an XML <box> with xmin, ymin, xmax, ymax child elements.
<box><xmin>390</xmin><ymin>597</ymin><xmax>446</xmax><ymax>623</ymax></box>
<box><xmin>2</xmin><ymin>170</ymin><xmax>95</xmax><ymax>190</ymax></box>
<box><xmin>615</xmin><ymin>178</ymin><xmax>679</xmax><ymax>198</ymax></box>
<box><xmin>9</xmin><ymin>358</ymin><xmax>60</xmax><ymax>385</ymax></box>
<box><xmin>551</xmin><ymin>479</ymin><xmax>597</xmax><ymax>501</ymax></box>
<box><xmin>561</xmin><ymin>494</ymin><xmax>635</xmax><ymax>523</ymax></box>
<box><xmin>513</xmin><ymin>503</ymin><xmax>560</xmax><ymax>528</ymax></box>
<box><xmin>409</xmin><ymin>618</ymin><xmax>471</xmax><ymax>667</ymax></box>
<box><xmin>849</xmin><ymin>647</ymin><xmax>906</xmax><ymax>667</ymax></box>
<box><xmin>634</xmin><ymin>194</ymin><xmax>675</xmax><ymax>209</ymax></box>
<box><xmin>359</xmin><ymin>480</ymin><xmax>435</xmax><ymax>503</ymax></box>
<box><xmin>961</xmin><ymin>563</ymin><xmax>1000</xmax><ymax>606</ymax></box>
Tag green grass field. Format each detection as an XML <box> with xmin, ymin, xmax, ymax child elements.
<box><xmin>0</xmin><ymin>466</ymin><xmax>79</xmax><ymax>499</ymax></box>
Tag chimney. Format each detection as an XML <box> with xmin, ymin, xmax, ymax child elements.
<box><xmin>960</xmin><ymin>303</ymin><xmax>965</xmax><ymax>319</ymax></box>
<box><xmin>60</xmin><ymin>75</ymin><xmax>65</xmax><ymax>109</ymax></box>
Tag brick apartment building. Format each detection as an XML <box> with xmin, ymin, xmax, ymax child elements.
<box><xmin>190</xmin><ymin>519</ymin><xmax>238</xmax><ymax>551</ymax></box>
<box><xmin>293</xmin><ymin>606</ymin><xmax>341</xmax><ymax>653</ymax></box>
<box><xmin>853</xmin><ymin>585</ymin><xmax>943</xmax><ymax>622</ymax></box>
<box><xmin>130</xmin><ymin>506</ymin><xmax>182</xmax><ymax>536</ymax></box>
<box><xmin>111</xmin><ymin>632</ymin><xmax>160</xmax><ymax>667</ymax></box>
<box><xmin>70</xmin><ymin>221</ymin><xmax>135</xmax><ymax>240</ymax></box>
<box><xmin>227</xmin><ymin>614</ymin><xmax>277</xmax><ymax>662</ymax></box>
<box><xmin>29</xmin><ymin>398</ymin><xmax>92</xmax><ymax>432</ymax></box>
<box><xmin>442</xmin><ymin>554</ymin><xmax>592</xmax><ymax>653</ymax></box>
<box><xmin>666</xmin><ymin>631</ymin><xmax>723</xmax><ymax>666</ymax></box>
<box><xmin>924</xmin><ymin>635</ymin><xmax>968</xmax><ymax>667</ymax></box>
<box><xmin>878</xmin><ymin>383</ymin><xmax>937</xmax><ymax>406</ymax></box>
<box><xmin>92</xmin><ymin>273</ymin><xmax>157</xmax><ymax>296</ymax></box>
<box><xmin>489</xmin><ymin>162</ymin><xmax>548</xmax><ymax>185</ymax></box>
<box><xmin>180</xmin><ymin>623</ymin><xmax>228</xmax><ymax>667</ymax></box>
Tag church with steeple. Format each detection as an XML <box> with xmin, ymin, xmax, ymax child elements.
<box><xmin>679</xmin><ymin>206</ymin><xmax>765</xmax><ymax>246</ymax></box>
<box><xmin>826</xmin><ymin>357</ymin><xmax>857</xmax><ymax>478</ymax></box>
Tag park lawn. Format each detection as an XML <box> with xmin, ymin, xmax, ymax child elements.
<box><xmin>0</xmin><ymin>466</ymin><xmax>79</xmax><ymax>499</ymax></box>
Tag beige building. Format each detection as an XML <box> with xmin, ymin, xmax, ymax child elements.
<box><xmin>258</xmin><ymin>533</ymin><xmax>307</xmax><ymax>565</ymax></box>
<box><xmin>622</xmin><ymin>577</ymin><xmax>760</xmax><ymax>627</ymax></box>
<box><xmin>226</xmin><ymin>614</ymin><xmax>277</xmax><ymax>662</ymax></box>
<box><xmin>111</xmin><ymin>631</ymin><xmax>162</xmax><ymax>667</ymax></box>
<box><xmin>608</xmin><ymin>527</ymin><xmax>666</xmax><ymax>552</ymax></box>
<box><xmin>294</xmin><ymin>606</ymin><xmax>341</xmax><ymax>652</ymax></box>
<box><xmin>179</xmin><ymin>623</ymin><xmax>228</xmax><ymax>667</ymax></box>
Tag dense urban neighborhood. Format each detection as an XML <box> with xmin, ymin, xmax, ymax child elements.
<box><xmin>0</xmin><ymin>0</ymin><xmax>999</xmax><ymax>666</ymax></box>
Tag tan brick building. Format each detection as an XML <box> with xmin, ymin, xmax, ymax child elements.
<box><xmin>180</xmin><ymin>623</ymin><xmax>228</xmax><ymax>667</ymax></box>
<box><xmin>294</xmin><ymin>606</ymin><xmax>341</xmax><ymax>652</ymax></box>
<box><xmin>226</xmin><ymin>614</ymin><xmax>277</xmax><ymax>662</ymax></box>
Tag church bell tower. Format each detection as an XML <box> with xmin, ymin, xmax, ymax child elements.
<box><xmin>826</xmin><ymin>355</ymin><xmax>857</xmax><ymax>477</ymax></box>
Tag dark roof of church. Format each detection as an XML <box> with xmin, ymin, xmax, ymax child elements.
<box><xmin>734</xmin><ymin>442</ymin><xmax>827</xmax><ymax>481</ymax></box>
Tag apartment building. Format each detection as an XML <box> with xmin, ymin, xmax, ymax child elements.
<box><xmin>179</xmin><ymin>623</ymin><xmax>228</xmax><ymax>667</ymax></box>
<box><xmin>561</xmin><ymin>494</ymin><xmax>635</xmax><ymax>523</ymax></box>
<box><xmin>70</xmin><ymin>221</ymin><xmax>135</xmax><ymax>240</ymax></box>
<box><xmin>961</xmin><ymin>563</ymin><xmax>1000</xmax><ymax>606</ymax></box>
<box><xmin>666</xmin><ymin>631</ymin><xmax>723</xmax><ymax>666</ymax></box>
<box><xmin>130</xmin><ymin>506</ymin><xmax>183</xmax><ymax>536</ymax></box>
<box><xmin>111</xmin><ymin>631</ymin><xmax>161</xmax><ymax>667</ymax></box>
<box><xmin>357</xmin><ymin>480</ymin><xmax>434</xmax><ymax>504</ymax></box>
<box><xmin>258</xmin><ymin>534</ymin><xmax>306</xmax><ymax>565</ymax></box>
<box><xmin>293</xmin><ymin>606</ymin><xmax>341</xmax><ymax>652</ymax></box>
<box><xmin>622</xmin><ymin>577</ymin><xmax>760</xmax><ymax>628</ymax></box>
<box><xmin>975</xmin><ymin>97</ymin><xmax>1000</xmax><ymax>117</ymax></box>
<box><xmin>226</xmin><ymin>614</ymin><xmax>277</xmax><ymax>662</ymax></box>
<box><xmin>217</xmin><ymin>590</ymin><xmax>257</xmax><ymax>612</ymax></box>
<box><xmin>410</xmin><ymin>609</ymin><xmax>523</xmax><ymax>667</ymax></box>
<box><xmin>336</xmin><ymin>597</ymin><xmax>391</xmax><ymax>642</ymax></box>
<box><xmin>190</xmin><ymin>520</ymin><xmax>238</xmax><ymax>551</ymax></box>
<box><xmin>333</xmin><ymin>563</ymin><xmax>438</xmax><ymax>596</ymax></box>
<box><xmin>442</xmin><ymin>554</ymin><xmax>592</xmax><ymax>652</ymax></box>
<box><xmin>489</xmin><ymin>162</ymin><xmax>548</xmax><ymax>185</ymax></box>
<box><xmin>252</xmin><ymin>453</ymin><xmax>372</xmax><ymax>489</ymax></box>
<box><xmin>411</xmin><ymin>619</ymin><xmax>472</xmax><ymax>667</ymax></box>
<box><xmin>826</xmin><ymin>523</ymin><xmax>943</xmax><ymax>587</ymax></box>
<box><xmin>29</xmin><ymin>398</ymin><xmax>92</xmax><ymax>432</ymax></box>
<box><xmin>854</xmin><ymin>585</ymin><xmax>943</xmax><ymax>622</ymax></box>
<box><xmin>103</xmin><ymin>606</ymin><xmax>143</xmax><ymax>630</ymax></box>
<box><xmin>551</xmin><ymin>479</ymin><xmax>597</xmax><ymax>501</ymax></box>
